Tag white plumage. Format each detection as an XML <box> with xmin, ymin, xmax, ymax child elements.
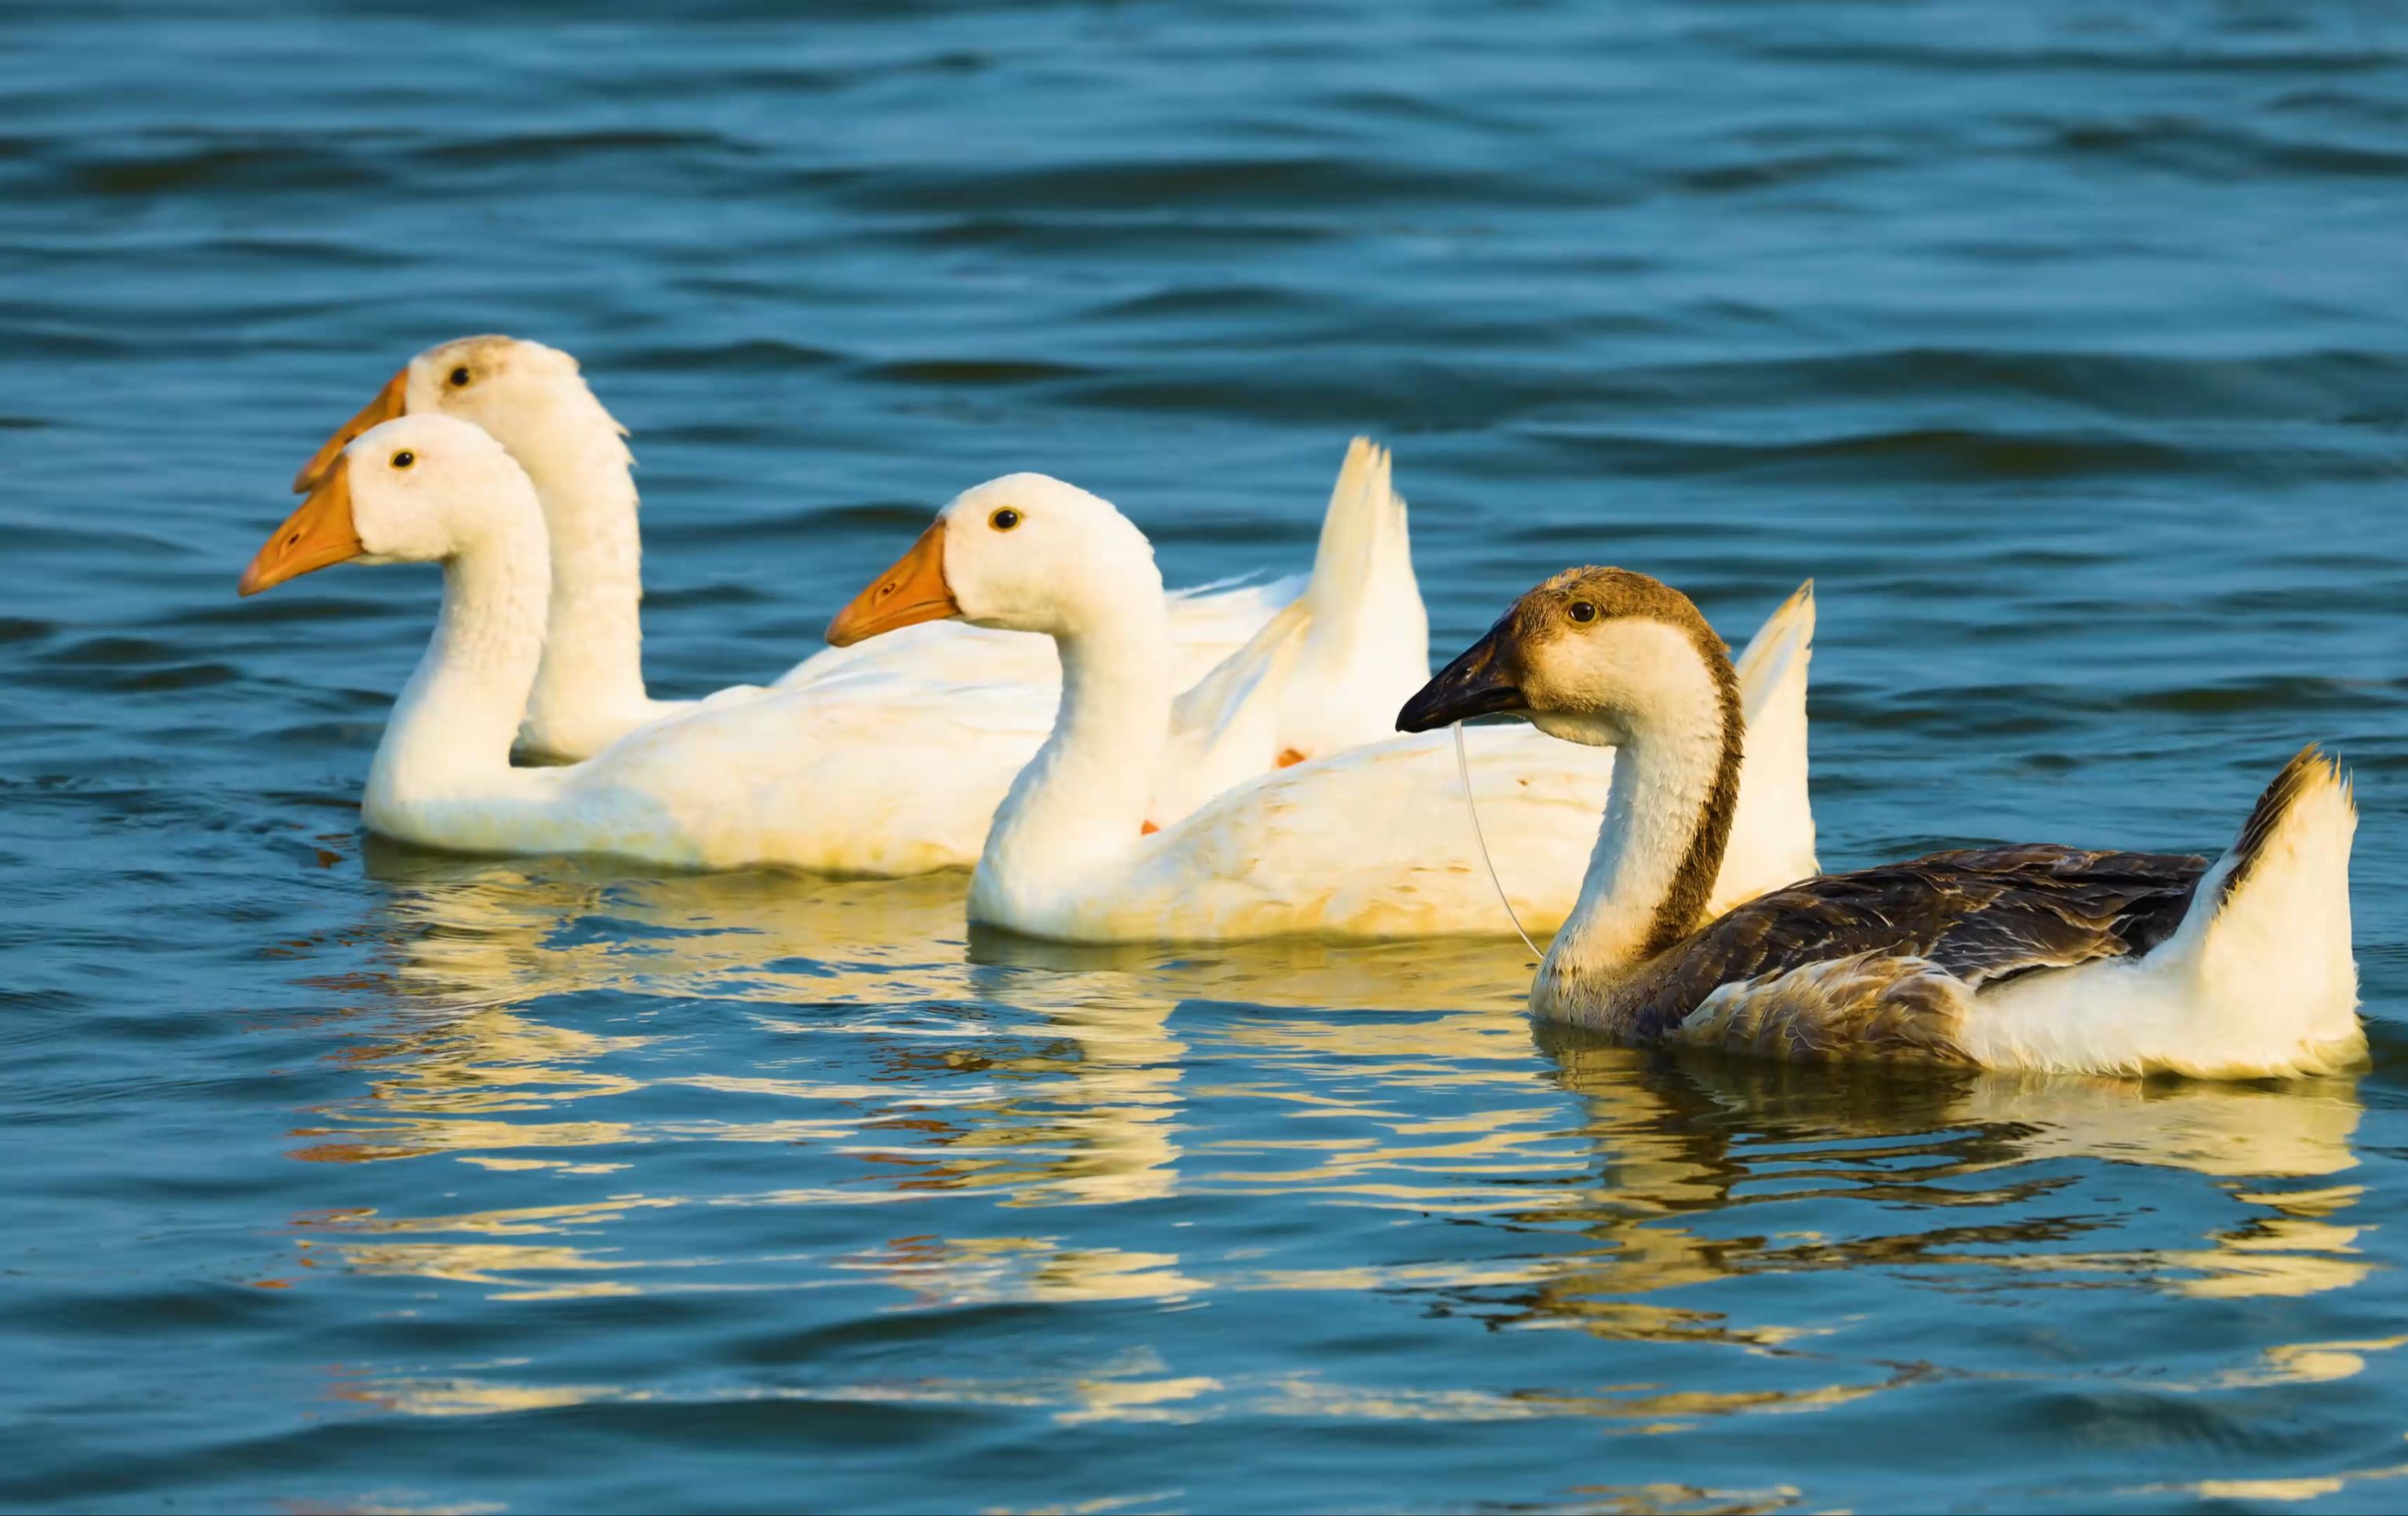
<box><xmin>250</xmin><ymin>416</ymin><xmax>1436</xmax><ymax>875</ymax></box>
<box><xmin>826</xmin><ymin>474</ymin><xmax>1818</xmax><ymax>942</ymax></box>
<box><xmin>297</xmin><ymin>334</ymin><xmax>1320</xmax><ymax>761</ymax></box>
<box><xmin>1959</xmin><ymin>759</ymin><xmax>2361</xmax><ymax>1078</ymax></box>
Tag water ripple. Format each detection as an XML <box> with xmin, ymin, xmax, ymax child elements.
<box><xmin>5</xmin><ymin>0</ymin><xmax>2408</xmax><ymax>1510</ymax></box>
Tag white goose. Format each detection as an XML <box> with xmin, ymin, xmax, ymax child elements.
<box><xmin>245</xmin><ymin>416</ymin><xmax>1429</xmax><ymax>873</ymax></box>
<box><xmin>296</xmin><ymin>336</ymin><xmax>1327</xmax><ymax>760</ymax></box>
<box><xmin>826</xmin><ymin>475</ymin><xmax>1820</xmax><ymax>941</ymax></box>
<box><xmin>1396</xmin><ymin>567</ymin><xmax>2363</xmax><ymax>1078</ymax></box>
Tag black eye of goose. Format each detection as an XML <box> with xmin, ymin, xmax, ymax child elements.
<box><xmin>448</xmin><ymin>366</ymin><xmax>471</xmax><ymax>387</ymax></box>
<box><xmin>390</xmin><ymin>449</ymin><xmax>416</xmax><ymax>469</ymax></box>
<box><xmin>990</xmin><ymin>507</ymin><xmax>1022</xmax><ymax>532</ymax></box>
<box><xmin>1567</xmin><ymin>600</ymin><xmax>1597</xmax><ymax>623</ymax></box>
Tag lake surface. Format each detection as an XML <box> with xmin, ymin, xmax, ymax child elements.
<box><xmin>5</xmin><ymin>2</ymin><xmax>2407</xmax><ymax>1511</ymax></box>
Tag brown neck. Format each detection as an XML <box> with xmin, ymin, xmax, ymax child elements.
<box><xmin>1538</xmin><ymin>613</ymin><xmax>1749</xmax><ymax>991</ymax></box>
<box><xmin>1641</xmin><ymin>624</ymin><xmax>1745</xmax><ymax>956</ymax></box>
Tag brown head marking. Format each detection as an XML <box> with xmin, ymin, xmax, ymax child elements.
<box><xmin>1523</xmin><ymin>569</ymin><xmax>1743</xmax><ymax>957</ymax></box>
<box><xmin>1407</xmin><ymin>565</ymin><xmax>1745</xmax><ymax>957</ymax></box>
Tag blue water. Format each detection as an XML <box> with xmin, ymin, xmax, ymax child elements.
<box><xmin>5</xmin><ymin>3</ymin><xmax>2408</xmax><ymax>1511</ymax></box>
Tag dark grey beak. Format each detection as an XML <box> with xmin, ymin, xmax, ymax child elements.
<box><xmin>1396</xmin><ymin>624</ymin><xmax>1527</xmax><ymax>732</ymax></box>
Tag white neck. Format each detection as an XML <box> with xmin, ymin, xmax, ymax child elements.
<box><xmin>1537</xmin><ymin>644</ymin><xmax>1738</xmax><ymax>994</ymax></box>
<box><xmin>499</xmin><ymin>387</ymin><xmax>652</xmax><ymax>744</ymax></box>
<box><xmin>363</xmin><ymin>512</ymin><xmax>550</xmax><ymax>823</ymax></box>
<box><xmin>975</xmin><ymin>580</ymin><xmax>1176</xmax><ymax>899</ymax></box>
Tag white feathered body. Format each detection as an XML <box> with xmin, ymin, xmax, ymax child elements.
<box><xmin>367</xmin><ymin>668</ymin><xmax>1055</xmax><ymax>876</ymax></box>
<box><xmin>970</xmin><ymin>586</ymin><xmax>1818</xmax><ymax>941</ymax></box>
<box><xmin>1957</xmin><ymin>759</ymin><xmax>2362</xmax><ymax>1078</ymax></box>
<box><xmin>342</xmin><ymin>427</ymin><xmax>1480</xmax><ymax>879</ymax></box>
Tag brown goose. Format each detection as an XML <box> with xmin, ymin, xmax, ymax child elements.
<box><xmin>1397</xmin><ymin>567</ymin><xmax>2360</xmax><ymax>1078</ymax></box>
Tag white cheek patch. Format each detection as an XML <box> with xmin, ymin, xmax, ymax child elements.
<box><xmin>1528</xmin><ymin>618</ymin><xmax>1705</xmax><ymax>739</ymax></box>
<box><xmin>1529</xmin><ymin>709</ymin><xmax>1619</xmax><ymax>747</ymax></box>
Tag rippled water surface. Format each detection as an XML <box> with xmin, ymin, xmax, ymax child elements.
<box><xmin>6</xmin><ymin>2</ymin><xmax>2408</xmax><ymax>1511</ymax></box>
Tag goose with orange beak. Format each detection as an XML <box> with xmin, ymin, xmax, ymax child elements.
<box><xmin>245</xmin><ymin>418</ymin><xmax>1453</xmax><ymax>874</ymax></box>
<box><xmin>819</xmin><ymin>475</ymin><xmax>1822</xmax><ymax>942</ymax></box>
<box><xmin>292</xmin><ymin>336</ymin><xmax>1385</xmax><ymax>762</ymax></box>
<box><xmin>243</xmin><ymin>412</ymin><xmax>1062</xmax><ymax>873</ymax></box>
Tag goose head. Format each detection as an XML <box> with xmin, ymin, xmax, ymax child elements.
<box><xmin>292</xmin><ymin>335</ymin><xmax>597</xmax><ymax>493</ymax></box>
<box><xmin>244</xmin><ymin>414</ymin><xmax>539</xmax><ymax>594</ymax></box>
<box><xmin>1395</xmin><ymin>566</ymin><xmax>1730</xmax><ymax>748</ymax></box>
<box><xmin>826</xmin><ymin>474</ymin><xmax>1162</xmax><ymax>645</ymax></box>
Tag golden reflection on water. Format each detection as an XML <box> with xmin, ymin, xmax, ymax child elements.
<box><xmin>2132</xmin><ymin>1439</ymin><xmax>2408</xmax><ymax>1506</ymax></box>
<box><xmin>284</xmin><ymin>846</ymin><xmax>2378</xmax><ymax>1432</ymax></box>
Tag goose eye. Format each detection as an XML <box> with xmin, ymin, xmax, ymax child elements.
<box><xmin>1567</xmin><ymin>600</ymin><xmax>1597</xmax><ymax>623</ymax></box>
<box><xmin>989</xmin><ymin>507</ymin><xmax>1022</xmax><ymax>532</ymax></box>
<box><xmin>390</xmin><ymin>449</ymin><xmax>416</xmax><ymax>470</ymax></box>
<box><xmin>448</xmin><ymin>366</ymin><xmax>471</xmax><ymax>387</ymax></box>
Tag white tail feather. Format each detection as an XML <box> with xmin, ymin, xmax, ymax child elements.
<box><xmin>2177</xmin><ymin>749</ymin><xmax>2362</xmax><ymax>1070</ymax></box>
<box><xmin>1969</xmin><ymin>749</ymin><xmax>2363</xmax><ymax>1078</ymax></box>
<box><xmin>1713</xmin><ymin>581</ymin><xmax>1818</xmax><ymax>914</ymax></box>
<box><xmin>1276</xmin><ymin>438</ymin><xmax>1430</xmax><ymax>758</ymax></box>
<box><xmin>1147</xmin><ymin>438</ymin><xmax>1431</xmax><ymax>824</ymax></box>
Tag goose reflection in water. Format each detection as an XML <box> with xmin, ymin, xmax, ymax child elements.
<box><xmin>274</xmin><ymin>840</ymin><xmax>2378</xmax><ymax>1434</ymax></box>
<box><xmin>1521</xmin><ymin>1030</ymin><xmax>2366</xmax><ymax>1322</ymax></box>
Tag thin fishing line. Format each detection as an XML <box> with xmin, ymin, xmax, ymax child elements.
<box><xmin>1453</xmin><ymin>721</ymin><xmax>1542</xmax><ymax>958</ymax></box>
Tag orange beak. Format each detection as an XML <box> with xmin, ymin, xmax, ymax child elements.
<box><xmin>292</xmin><ymin>366</ymin><xmax>407</xmax><ymax>493</ymax></box>
<box><xmin>826</xmin><ymin>521</ymin><xmax>960</xmax><ymax>646</ymax></box>
<box><xmin>242</xmin><ymin>453</ymin><xmax>365</xmax><ymax>596</ymax></box>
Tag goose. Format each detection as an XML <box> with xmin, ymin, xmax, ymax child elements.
<box><xmin>244</xmin><ymin>416</ymin><xmax>1426</xmax><ymax>872</ymax></box>
<box><xmin>294</xmin><ymin>336</ymin><xmax>1336</xmax><ymax>761</ymax></box>
<box><xmin>1395</xmin><ymin>567</ymin><xmax>2363</xmax><ymax>1078</ymax></box>
<box><xmin>825</xmin><ymin>476</ymin><xmax>1820</xmax><ymax>941</ymax></box>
